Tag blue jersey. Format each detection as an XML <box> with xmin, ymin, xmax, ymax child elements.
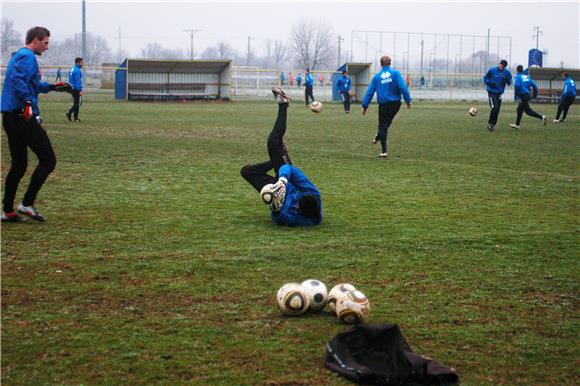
<box><xmin>483</xmin><ymin>66</ymin><xmax>512</xmax><ymax>94</ymax></box>
<box><xmin>68</xmin><ymin>64</ymin><xmax>83</xmax><ymax>91</ymax></box>
<box><xmin>337</xmin><ymin>76</ymin><xmax>351</xmax><ymax>92</ymax></box>
<box><xmin>514</xmin><ymin>73</ymin><xmax>538</xmax><ymax>96</ymax></box>
<box><xmin>271</xmin><ymin>164</ymin><xmax>322</xmax><ymax>227</ymax></box>
<box><xmin>305</xmin><ymin>72</ymin><xmax>313</xmax><ymax>86</ymax></box>
<box><xmin>362</xmin><ymin>66</ymin><xmax>411</xmax><ymax>108</ymax></box>
<box><xmin>561</xmin><ymin>77</ymin><xmax>576</xmax><ymax>98</ymax></box>
<box><xmin>1</xmin><ymin>47</ymin><xmax>52</xmax><ymax>115</ymax></box>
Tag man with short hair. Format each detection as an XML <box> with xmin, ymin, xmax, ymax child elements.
<box><xmin>241</xmin><ymin>87</ymin><xmax>322</xmax><ymax>227</ymax></box>
<box><xmin>336</xmin><ymin>70</ymin><xmax>352</xmax><ymax>113</ymax></box>
<box><xmin>1</xmin><ymin>26</ymin><xmax>69</xmax><ymax>222</ymax></box>
<box><xmin>304</xmin><ymin>68</ymin><xmax>315</xmax><ymax>106</ymax></box>
<box><xmin>483</xmin><ymin>59</ymin><xmax>512</xmax><ymax>131</ymax></box>
<box><xmin>554</xmin><ymin>72</ymin><xmax>576</xmax><ymax>123</ymax></box>
<box><xmin>66</xmin><ymin>57</ymin><xmax>84</xmax><ymax>122</ymax></box>
<box><xmin>510</xmin><ymin>65</ymin><xmax>546</xmax><ymax>129</ymax></box>
<box><xmin>361</xmin><ymin>55</ymin><xmax>412</xmax><ymax>158</ymax></box>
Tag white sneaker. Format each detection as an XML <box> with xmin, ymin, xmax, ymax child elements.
<box><xmin>372</xmin><ymin>136</ymin><xmax>379</xmax><ymax>144</ymax></box>
<box><xmin>510</xmin><ymin>124</ymin><xmax>520</xmax><ymax>129</ymax></box>
<box><xmin>487</xmin><ymin>124</ymin><xmax>495</xmax><ymax>131</ymax></box>
<box><xmin>17</xmin><ymin>203</ymin><xmax>46</xmax><ymax>221</ymax></box>
<box><xmin>379</xmin><ymin>152</ymin><xmax>388</xmax><ymax>158</ymax></box>
<box><xmin>553</xmin><ymin>119</ymin><xmax>560</xmax><ymax>123</ymax></box>
<box><xmin>542</xmin><ymin>115</ymin><xmax>547</xmax><ymax>126</ymax></box>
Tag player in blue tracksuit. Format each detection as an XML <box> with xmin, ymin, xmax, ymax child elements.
<box><xmin>241</xmin><ymin>87</ymin><xmax>322</xmax><ymax>227</ymax></box>
<box><xmin>336</xmin><ymin>70</ymin><xmax>352</xmax><ymax>113</ymax></box>
<box><xmin>66</xmin><ymin>57</ymin><xmax>84</xmax><ymax>122</ymax></box>
<box><xmin>1</xmin><ymin>27</ymin><xmax>64</xmax><ymax>222</ymax></box>
<box><xmin>510</xmin><ymin>65</ymin><xmax>546</xmax><ymax>129</ymax></box>
<box><xmin>483</xmin><ymin>59</ymin><xmax>512</xmax><ymax>131</ymax></box>
<box><xmin>362</xmin><ymin>55</ymin><xmax>412</xmax><ymax>157</ymax></box>
<box><xmin>555</xmin><ymin>72</ymin><xmax>576</xmax><ymax>123</ymax></box>
<box><xmin>304</xmin><ymin>68</ymin><xmax>315</xmax><ymax>106</ymax></box>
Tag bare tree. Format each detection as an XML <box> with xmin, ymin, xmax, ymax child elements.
<box><xmin>289</xmin><ymin>19</ymin><xmax>334</xmax><ymax>70</ymax></box>
<box><xmin>261</xmin><ymin>39</ymin><xmax>287</xmax><ymax>68</ymax></box>
<box><xmin>1</xmin><ymin>19</ymin><xmax>22</xmax><ymax>61</ymax></box>
<box><xmin>140</xmin><ymin>43</ymin><xmax>185</xmax><ymax>60</ymax></box>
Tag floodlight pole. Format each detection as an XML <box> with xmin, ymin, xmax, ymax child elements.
<box><xmin>532</xmin><ymin>26</ymin><xmax>542</xmax><ymax>50</ymax></box>
<box><xmin>337</xmin><ymin>35</ymin><xmax>344</xmax><ymax>67</ymax></box>
<box><xmin>81</xmin><ymin>0</ymin><xmax>86</xmax><ymax>60</ymax></box>
<box><xmin>184</xmin><ymin>29</ymin><xmax>201</xmax><ymax>60</ymax></box>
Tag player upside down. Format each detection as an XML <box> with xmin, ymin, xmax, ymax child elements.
<box><xmin>240</xmin><ymin>87</ymin><xmax>322</xmax><ymax>226</ymax></box>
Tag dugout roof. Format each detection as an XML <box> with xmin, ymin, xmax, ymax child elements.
<box><xmin>337</xmin><ymin>62</ymin><xmax>373</xmax><ymax>75</ymax></box>
<box><xmin>528</xmin><ymin>67</ymin><xmax>580</xmax><ymax>81</ymax></box>
<box><xmin>127</xmin><ymin>59</ymin><xmax>231</xmax><ymax>74</ymax></box>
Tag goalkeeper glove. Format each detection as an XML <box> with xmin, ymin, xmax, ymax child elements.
<box><xmin>54</xmin><ymin>82</ymin><xmax>73</xmax><ymax>93</ymax></box>
<box><xmin>21</xmin><ymin>101</ymin><xmax>33</xmax><ymax>120</ymax></box>
<box><xmin>271</xmin><ymin>177</ymin><xmax>287</xmax><ymax>207</ymax></box>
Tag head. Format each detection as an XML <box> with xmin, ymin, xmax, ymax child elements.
<box><xmin>306</xmin><ymin>68</ymin><xmax>310</xmax><ymax>73</ymax></box>
<box><xmin>298</xmin><ymin>195</ymin><xmax>320</xmax><ymax>220</ymax></box>
<box><xmin>25</xmin><ymin>26</ymin><xmax>50</xmax><ymax>56</ymax></box>
<box><xmin>499</xmin><ymin>60</ymin><xmax>508</xmax><ymax>70</ymax></box>
<box><xmin>380</xmin><ymin>55</ymin><xmax>392</xmax><ymax>67</ymax></box>
<box><xmin>516</xmin><ymin>65</ymin><xmax>524</xmax><ymax>73</ymax></box>
<box><xmin>563</xmin><ymin>71</ymin><xmax>569</xmax><ymax>79</ymax></box>
<box><xmin>75</xmin><ymin>57</ymin><xmax>84</xmax><ymax>68</ymax></box>
<box><xmin>342</xmin><ymin>70</ymin><xmax>348</xmax><ymax>77</ymax></box>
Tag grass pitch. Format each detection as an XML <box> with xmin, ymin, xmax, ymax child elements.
<box><xmin>1</xmin><ymin>95</ymin><xmax>578</xmax><ymax>385</ymax></box>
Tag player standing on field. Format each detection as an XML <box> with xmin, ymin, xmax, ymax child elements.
<box><xmin>554</xmin><ymin>72</ymin><xmax>576</xmax><ymax>123</ymax></box>
<box><xmin>304</xmin><ymin>68</ymin><xmax>315</xmax><ymax>107</ymax></box>
<box><xmin>483</xmin><ymin>59</ymin><xmax>512</xmax><ymax>131</ymax></box>
<box><xmin>336</xmin><ymin>70</ymin><xmax>352</xmax><ymax>113</ymax></box>
<box><xmin>361</xmin><ymin>55</ymin><xmax>412</xmax><ymax>158</ymax></box>
<box><xmin>66</xmin><ymin>57</ymin><xmax>84</xmax><ymax>122</ymax></box>
<box><xmin>510</xmin><ymin>65</ymin><xmax>546</xmax><ymax>129</ymax></box>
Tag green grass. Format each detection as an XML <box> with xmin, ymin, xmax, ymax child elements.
<box><xmin>2</xmin><ymin>95</ymin><xmax>579</xmax><ymax>385</ymax></box>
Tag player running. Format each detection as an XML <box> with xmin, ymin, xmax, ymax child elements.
<box><xmin>510</xmin><ymin>65</ymin><xmax>546</xmax><ymax>129</ymax></box>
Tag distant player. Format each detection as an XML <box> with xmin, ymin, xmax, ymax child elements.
<box><xmin>66</xmin><ymin>57</ymin><xmax>84</xmax><ymax>122</ymax></box>
<box><xmin>483</xmin><ymin>59</ymin><xmax>512</xmax><ymax>131</ymax></box>
<box><xmin>361</xmin><ymin>55</ymin><xmax>412</xmax><ymax>158</ymax></box>
<box><xmin>554</xmin><ymin>72</ymin><xmax>576</xmax><ymax>123</ymax></box>
<box><xmin>240</xmin><ymin>87</ymin><xmax>322</xmax><ymax>227</ymax></box>
<box><xmin>336</xmin><ymin>70</ymin><xmax>352</xmax><ymax>113</ymax></box>
<box><xmin>510</xmin><ymin>65</ymin><xmax>546</xmax><ymax>129</ymax></box>
<box><xmin>304</xmin><ymin>68</ymin><xmax>315</xmax><ymax>107</ymax></box>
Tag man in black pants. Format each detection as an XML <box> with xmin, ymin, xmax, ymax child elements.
<box><xmin>66</xmin><ymin>57</ymin><xmax>84</xmax><ymax>122</ymax></box>
<box><xmin>240</xmin><ymin>87</ymin><xmax>322</xmax><ymax>227</ymax></box>
<box><xmin>483</xmin><ymin>59</ymin><xmax>512</xmax><ymax>131</ymax></box>
<box><xmin>304</xmin><ymin>68</ymin><xmax>315</xmax><ymax>107</ymax></box>
<box><xmin>554</xmin><ymin>72</ymin><xmax>576</xmax><ymax>123</ymax></box>
<box><xmin>1</xmin><ymin>27</ymin><xmax>70</xmax><ymax>222</ymax></box>
<box><xmin>510</xmin><ymin>65</ymin><xmax>546</xmax><ymax>129</ymax></box>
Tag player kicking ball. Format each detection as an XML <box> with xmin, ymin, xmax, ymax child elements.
<box><xmin>240</xmin><ymin>87</ymin><xmax>322</xmax><ymax>227</ymax></box>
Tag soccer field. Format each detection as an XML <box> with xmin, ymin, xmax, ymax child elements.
<box><xmin>1</xmin><ymin>96</ymin><xmax>578</xmax><ymax>385</ymax></box>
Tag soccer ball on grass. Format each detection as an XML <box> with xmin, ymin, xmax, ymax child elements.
<box><xmin>310</xmin><ymin>101</ymin><xmax>323</xmax><ymax>113</ymax></box>
<box><xmin>276</xmin><ymin>283</ymin><xmax>310</xmax><ymax>316</ymax></box>
<box><xmin>300</xmin><ymin>279</ymin><xmax>328</xmax><ymax>312</ymax></box>
<box><xmin>335</xmin><ymin>289</ymin><xmax>371</xmax><ymax>324</ymax></box>
<box><xmin>468</xmin><ymin>107</ymin><xmax>478</xmax><ymax>117</ymax></box>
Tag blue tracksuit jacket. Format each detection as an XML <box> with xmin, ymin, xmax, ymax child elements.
<box><xmin>305</xmin><ymin>73</ymin><xmax>313</xmax><ymax>86</ymax></box>
<box><xmin>514</xmin><ymin>73</ymin><xmax>538</xmax><ymax>97</ymax></box>
<box><xmin>271</xmin><ymin>164</ymin><xmax>322</xmax><ymax>227</ymax></box>
<box><xmin>68</xmin><ymin>64</ymin><xmax>83</xmax><ymax>91</ymax></box>
<box><xmin>1</xmin><ymin>47</ymin><xmax>52</xmax><ymax>115</ymax></box>
<box><xmin>362</xmin><ymin>66</ymin><xmax>411</xmax><ymax>109</ymax></box>
<box><xmin>561</xmin><ymin>77</ymin><xmax>576</xmax><ymax>98</ymax></box>
<box><xmin>337</xmin><ymin>76</ymin><xmax>351</xmax><ymax>92</ymax></box>
<box><xmin>483</xmin><ymin>66</ymin><xmax>512</xmax><ymax>94</ymax></box>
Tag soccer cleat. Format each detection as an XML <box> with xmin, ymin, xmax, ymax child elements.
<box><xmin>1</xmin><ymin>211</ymin><xmax>25</xmax><ymax>223</ymax></box>
<box><xmin>345</xmin><ymin>110</ymin><xmax>350</xmax><ymax>114</ymax></box>
<box><xmin>74</xmin><ymin>119</ymin><xmax>81</xmax><ymax>122</ymax></box>
<box><xmin>379</xmin><ymin>152</ymin><xmax>388</xmax><ymax>158</ymax></box>
<box><xmin>372</xmin><ymin>136</ymin><xmax>379</xmax><ymax>145</ymax></box>
<box><xmin>542</xmin><ymin>115</ymin><xmax>547</xmax><ymax>126</ymax></box>
<box><xmin>17</xmin><ymin>203</ymin><xmax>46</xmax><ymax>221</ymax></box>
<box><xmin>65</xmin><ymin>111</ymin><xmax>72</xmax><ymax>121</ymax></box>
<box><xmin>487</xmin><ymin>124</ymin><xmax>495</xmax><ymax>131</ymax></box>
<box><xmin>510</xmin><ymin>124</ymin><xmax>520</xmax><ymax>129</ymax></box>
<box><xmin>553</xmin><ymin>119</ymin><xmax>560</xmax><ymax>123</ymax></box>
<box><xmin>271</xmin><ymin>87</ymin><xmax>292</xmax><ymax>104</ymax></box>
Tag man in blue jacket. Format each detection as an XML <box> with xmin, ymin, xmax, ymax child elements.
<box><xmin>1</xmin><ymin>27</ymin><xmax>70</xmax><ymax>222</ymax></box>
<box><xmin>362</xmin><ymin>55</ymin><xmax>412</xmax><ymax>158</ymax></box>
<box><xmin>510</xmin><ymin>65</ymin><xmax>546</xmax><ymax>129</ymax></box>
<box><xmin>483</xmin><ymin>59</ymin><xmax>512</xmax><ymax>131</ymax></box>
<box><xmin>304</xmin><ymin>68</ymin><xmax>315</xmax><ymax>107</ymax></box>
<box><xmin>336</xmin><ymin>70</ymin><xmax>352</xmax><ymax>113</ymax></box>
<box><xmin>554</xmin><ymin>72</ymin><xmax>576</xmax><ymax>123</ymax></box>
<box><xmin>66</xmin><ymin>57</ymin><xmax>84</xmax><ymax>122</ymax></box>
<box><xmin>240</xmin><ymin>87</ymin><xmax>322</xmax><ymax>227</ymax></box>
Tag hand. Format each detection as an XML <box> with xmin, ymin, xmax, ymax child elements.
<box><xmin>22</xmin><ymin>101</ymin><xmax>33</xmax><ymax>120</ymax></box>
<box><xmin>406</xmin><ymin>103</ymin><xmax>412</xmax><ymax>109</ymax></box>
<box><xmin>54</xmin><ymin>82</ymin><xmax>73</xmax><ymax>93</ymax></box>
<box><xmin>269</xmin><ymin>201</ymin><xmax>282</xmax><ymax>212</ymax></box>
<box><xmin>272</xmin><ymin>179</ymin><xmax>286</xmax><ymax>203</ymax></box>
<box><xmin>79</xmin><ymin>91</ymin><xmax>83</xmax><ymax>97</ymax></box>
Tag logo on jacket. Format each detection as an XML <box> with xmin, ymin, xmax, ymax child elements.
<box><xmin>380</xmin><ymin>71</ymin><xmax>392</xmax><ymax>84</ymax></box>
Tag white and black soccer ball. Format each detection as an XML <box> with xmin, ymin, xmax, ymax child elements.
<box><xmin>300</xmin><ymin>279</ymin><xmax>328</xmax><ymax>312</ymax></box>
<box><xmin>336</xmin><ymin>289</ymin><xmax>371</xmax><ymax>325</ymax></box>
<box><xmin>276</xmin><ymin>283</ymin><xmax>310</xmax><ymax>316</ymax></box>
<box><xmin>327</xmin><ymin>283</ymin><xmax>356</xmax><ymax>315</ymax></box>
<box><xmin>468</xmin><ymin>107</ymin><xmax>478</xmax><ymax>117</ymax></box>
<box><xmin>310</xmin><ymin>101</ymin><xmax>323</xmax><ymax>113</ymax></box>
<box><xmin>260</xmin><ymin>184</ymin><xmax>276</xmax><ymax>204</ymax></box>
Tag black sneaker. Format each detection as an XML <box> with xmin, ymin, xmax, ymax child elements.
<box><xmin>66</xmin><ymin>112</ymin><xmax>72</xmax><ymax>121</ymax></box>
<box><xmin>17</xmin><ymin>203</ymin><xmax>46</xmax><ymax>221</ymax></box>
<box><xmin>1</xmin><ymin>211</ymin><xmax>25</xmax><ymax>223</ymax></box>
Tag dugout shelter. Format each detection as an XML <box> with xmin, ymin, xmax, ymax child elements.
<box><xmin>528</xmin><ymin>67</ymin><xmax>580</xmax><ymax>104</ymax></box>
<box><xmin>332</xmin><ymin>63</ymin><xmax>372</xmax><ymax>102</ymax></box>
<box><xmin>115</xmin><ymin>59</ymin><xmax>231</xmax><ymax>101</ymax></box>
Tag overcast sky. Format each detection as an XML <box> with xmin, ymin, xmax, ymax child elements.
<box><xmin>3</xmin><ymin>0</ymin><xmax>579</xmax><ymax>68</ymax></box>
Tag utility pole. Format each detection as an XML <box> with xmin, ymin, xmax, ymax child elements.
<box><xmin>420</xmin><ymin>36</ymin><xmax>424</xmax><ymax>74</ymax></box>
<box><xmin>117</xmin><ymin>26</ymin><xmax>122</xmax><ymax>62</ymax></box>
<box><xmin>532</xmin><ymin>26</ymin><xmax>542</xmax><ymax>49</ymax></box>
<box><xmin>337</xmin><ymin>35</ymin><xmax>344</xmax><ymax>67</ymax></box>
<box><xmin>81</xmin><ymin>0</ymin><xmax>86</xmax><ymax>60</ymax></box>
<box><xmin>183</xmin><ymin>29</ymin><xmax>201</xmax><ymax>60</ymax></box>
<box><xmin>486</xmin><ymin>28</ymin><xmax>490</xmax><ymax>68</ymax></box>
<box><xmin>247</xmin><ymin>36</ymin><xmax>251</xmax><ymax>65</ymax></box>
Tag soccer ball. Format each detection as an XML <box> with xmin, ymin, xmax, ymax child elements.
<box><xmin>468</xmin><ymin>107</ymin><xmax>478</xmax><ymax>117</ymax></box>
<box><xmin>300</xmin><ymin>279</ymin><xmax>328</xmax><ymax>312</ymax></box>
<box><xmin>276</xmin><ymin>283</ymin><xmax>310</xmax><ymax>316</ymax></box>
<box><xmin>260</xmin><ymin>184</ymin><xmax>276</xmax><ymax>204</ymax></box>
<box><xmin>310</xmin><ymin>101</ymin><xmax>323</xmax><ymax>113</ymax></box>
<box><xmin>335</xmin><ymin>289</ymin><xmax>371</xmax><ymax>324</ymax></box>
<box><xmin>327</xmin><ymin>283</ymin><xmax>356</xmax><ymax>315</ymax></box>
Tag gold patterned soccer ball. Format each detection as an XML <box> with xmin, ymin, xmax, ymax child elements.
<box><xmin>336</xmin><ymin>289</ymin><xmax>371</xmax><ymax>325</ymax></box>
<box><xmin>276</xmin><ymin>283</ymin><xmax>310</xmax><ymax>316</ymax></box>
<box><xmin>260</xmin><ymin>184</ymin><xmax>276</xmax><ymax>204</ymax></box>
<box><xmin>310</xmin><ymin>101</ymin><xmax>323</xmax><ymax>113</ymax></box>
<box><xmin>468</xmin><ymin>107</ymin><xmax>478</xmax><ymax>117</ymax></box>
<box><xmin>327</xmin><ymin>283</ymin><xmax>356</xmax><ymax>315</ymax></box>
